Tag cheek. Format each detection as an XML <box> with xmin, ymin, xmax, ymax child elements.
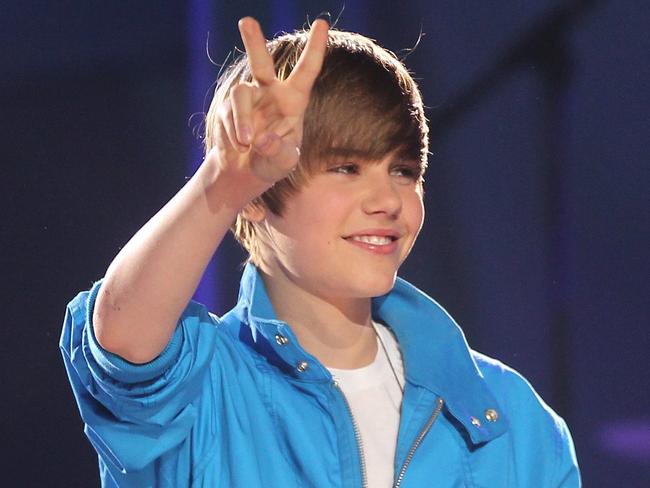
<box><xmin>272</xmin><ymin>197</ymin><xmax>344</xmax><ymax>249</ymax></box>
<box><xmin>299</xmin><ymin>191</ymin><xmax>349</xmax><ymax>227</ymax></box>
<box><xmin>406</xmin><ymin>192</ymin><xmax>425</xmax><ymax>232</ymax></box>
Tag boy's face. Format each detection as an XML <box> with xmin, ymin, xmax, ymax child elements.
<box><xmin>258</xmin><ymin>151</ymin><xmax>424</xmax><ymax>300</ymax></box>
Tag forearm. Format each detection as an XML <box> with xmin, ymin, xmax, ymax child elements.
<box><xmin>93</xmin><ymin>152</ymin><xmax>268</xmax><ymax>363</ymax></box>
<box><xmin>92</xmin><ymin>17</ymin><xmax>328</xmax><ymax>364</ymax></box>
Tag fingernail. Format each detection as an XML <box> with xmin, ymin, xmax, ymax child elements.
<box><xmin>316</xmin><ymin>12</ymin><xmax>332</xmax><ymax>25</ymax></box>
<box><xmin>238</xmin><ymin>17</ymin><xmax>251</xmax><ymax>33</ymax></box>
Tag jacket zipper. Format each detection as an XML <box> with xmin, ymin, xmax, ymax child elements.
<box><xmin>333</xmin><ymin>380</ymin><xmax>368</xmax><ymax>488</ymax></box>
<box><xmin>393</xmin><ymin>397</ymin><xmax>445</xmax><ymax>488</ymax></box>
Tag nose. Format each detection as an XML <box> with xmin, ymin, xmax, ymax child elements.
<box><xmin>360</xmin><ymin>172</ymin><xmax>402</xmax><ymax>218</ymax></box>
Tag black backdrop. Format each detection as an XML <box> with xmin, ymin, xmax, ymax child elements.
<box><xmin>2</xmin><ymin>1</ymin><xmax>648</xmax><ymax>486</ymax></box>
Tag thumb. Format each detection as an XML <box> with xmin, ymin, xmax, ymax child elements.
<box><xmin>251</xmin><ymin>134</ymin><xmax>302</xmax><ymax>182</ymax></box>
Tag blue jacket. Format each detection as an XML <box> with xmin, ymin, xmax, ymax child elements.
<box><xmin>60</xmin><ymin>264</ymin><xmax>580</xmax><ymax>487</ymax></box>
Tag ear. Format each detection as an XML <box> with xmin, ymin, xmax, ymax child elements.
<box><xmin>241</xmin><ymin>202</ymin><xmax>267</xmax><ymax>223</ymax></box>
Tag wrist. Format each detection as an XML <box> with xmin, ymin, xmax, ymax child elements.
<box><xmin>199</xmin><ymin>149</ymin><xmax>272</xmax><ymax>211</ymax></box>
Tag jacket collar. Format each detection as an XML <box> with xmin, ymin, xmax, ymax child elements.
<box><xmin>232</xmin><ymin>263</ymin><xmax>509</xmax><ymax>444</ymax></box>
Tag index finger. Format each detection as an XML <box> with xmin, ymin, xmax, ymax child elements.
<box><xmin>286</xmin><ymin>19</ymin><xmax>329</xmax><ymax>93</ymax></box>
<box><xmin>238</xmin><ymin>17</ymin><xmax>276</xmax><ymax>86</ymax></box>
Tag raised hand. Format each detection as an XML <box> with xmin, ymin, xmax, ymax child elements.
<box><xmin>91</xmin><ymin>18</ymin><xmax>328</xmax><ymax>364</ymax></box>
<box><xmin>213</xmin><ymin>17</ymin><xmax>329</xmax><ymax>185</ymax></box>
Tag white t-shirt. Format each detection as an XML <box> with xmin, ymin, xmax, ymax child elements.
<box><xmin>327</xmin><ymin>322</ymin><xmax>405</xmax><ymax>488</ymax></box>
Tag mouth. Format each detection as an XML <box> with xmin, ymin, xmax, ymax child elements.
<box><xmin>342</xmin><ymin>230</ymin><xmax>401</xmax><ymax>255</ymax></box>
<box><xmin>345</xmin><ymin>235</ymin><xmax>397</xmax><ymax>245</ymax></box>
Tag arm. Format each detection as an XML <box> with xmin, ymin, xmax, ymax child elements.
<box><xmin>93</xmin><ymin>17</ymin><xmax>329</xmax><ymax>363</ymax></box>
<box><xmin>553</xmin><ymin>417</ymin><xmax>581</xmax><ymax>487</ymax></box>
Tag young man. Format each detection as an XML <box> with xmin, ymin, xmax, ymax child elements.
<box><xmin>61</xmin><ymin>17</ymin><xmax>580</xmax><ymax>487</ymax></box>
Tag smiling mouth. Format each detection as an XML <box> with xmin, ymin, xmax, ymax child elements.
<box><xmin>346</xmin><ymin>235</ymin><xmax>397</xmax><ymax>245</ymax></box>
<box><xmin>342</xmin><ymin>233</ymin><xmax>401</xmax><ymax>256</ymax></box>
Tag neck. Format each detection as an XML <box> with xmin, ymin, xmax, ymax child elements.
<box><xmin>259</xmin><ymin>267</ymin><xmax>378</xmax><ymax>369</ymax></box>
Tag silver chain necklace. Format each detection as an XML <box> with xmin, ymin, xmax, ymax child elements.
<box><xmin>371</xmin><ymin>320</ymin><xmax>405</xmax><ymax>393</ymax></box>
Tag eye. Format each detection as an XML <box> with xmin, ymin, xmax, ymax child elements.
<box><xmin>390</xmin><ymin>164</ymin><xmax>421</xmax><ymax>181</ymax></box>
<box><xmin>329</xmin><ymin>163</ymin><xmax>360</xmax><ymax>175</ymax></box>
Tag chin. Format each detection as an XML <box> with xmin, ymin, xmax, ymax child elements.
<box><xmin>350</xmin><ymin>270</ymin><xmax>397</xmax><ymax>298</ymax></box>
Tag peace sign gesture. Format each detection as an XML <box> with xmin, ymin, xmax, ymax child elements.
<box><xmin>213</xmin><ymin>17</ymin><xmax>329</xmax><ymax>185</ymax></box>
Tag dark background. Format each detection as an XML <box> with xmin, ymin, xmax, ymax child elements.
<box><xmin>2</xmin><ymin>1</ymin><xmax>648</xmax><ymax>486</ymax></box>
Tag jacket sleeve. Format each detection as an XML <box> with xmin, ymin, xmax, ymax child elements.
<box><xmin>553</xmin><ymin>416</ymin><xmax>581</xmax><ymax>487</ymax></box>
<box><xmin>504</xmin><ymin>368</ymin><xmax>582</xmax><ymax>488</ymax></box>
<box><xmin>59</xmin><ymin>279</ymin><xmax>222</xmax><ymax>474</ymax></box>
<box><xmin>473</xmin><ymin>352</ymin><xmax>582</xmax><ymax>488</ymax></box>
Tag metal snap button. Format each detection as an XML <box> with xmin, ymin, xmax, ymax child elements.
<box><xmin>485</xmin><ymin>408</ymin><xmax>499</xmax><ymax>422</ymax></box>
<box><xmin>470</xmin><ymin>416</ymin><xmax>482</xmax><ymax>428</ymax></box>
<box><xmin>296</xmin><ymin>361</ymin><xmax>309</xmax><ymax>373</ymax></box>
<box><xmin>275</xmin><ymin>334</ymin><xmax>289</xmax><ymax>345</ymax></box>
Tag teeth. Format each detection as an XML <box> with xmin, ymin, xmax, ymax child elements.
<box><xmin>350</xmin><ymin>235</ymin><xmax>393</xmax><ymax>245</ymax></box>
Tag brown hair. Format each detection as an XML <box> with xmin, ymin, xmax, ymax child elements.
<box><xmin>204</xmin><ymin>27</ymin><xmax>429</xmax><ymax>263</ymax></box>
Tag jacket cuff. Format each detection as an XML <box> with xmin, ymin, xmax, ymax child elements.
<box><xmin>84</xmin><ymin>279</ymin><xmax>183</xmax><ymax>384</ymax></box>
